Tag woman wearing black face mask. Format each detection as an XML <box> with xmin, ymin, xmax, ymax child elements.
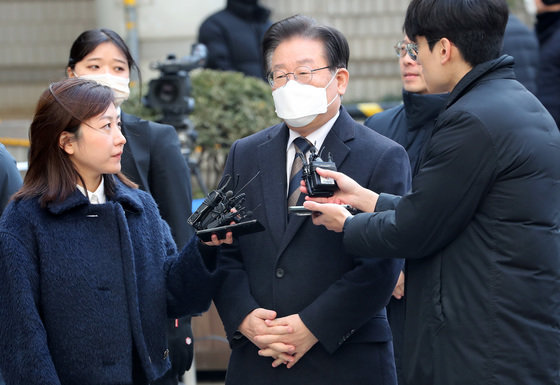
<box><xmin>66</xmin><ymin>29</ymin><xmax>196</xmax><ymax>385</ymax></box>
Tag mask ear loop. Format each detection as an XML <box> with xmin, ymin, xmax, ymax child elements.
<box><xmin>324</xmin><ymin>68</ymin><xmax>339</xmax><ymax>89</ymax></box>
<box><xmin>324</xmin><ymin>69</ymin><xmax>340</xmax><ymax>107</ymax></box>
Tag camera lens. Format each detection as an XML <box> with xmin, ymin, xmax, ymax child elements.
<box><xmin>155</xmin><ymin>81</ymin><xmax>179</xmax><ymax>104</ymax></box>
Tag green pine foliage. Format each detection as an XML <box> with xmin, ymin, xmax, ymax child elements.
<box><xmin>122</xmin><ymin>69</ymin><xmax>279</xmax><ymax>149</ymax></box>
<box><xmin>190</xmin><ymin>69</ymin><xmax>279</xmax><ymax>148</ymax></box>
<box><xmin>122</xmin><ymin>69</ymin><xmax>279</xmax><ymax>192</ymax></box>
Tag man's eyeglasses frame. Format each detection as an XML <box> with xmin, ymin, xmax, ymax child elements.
<box><xmin>266</xmin><ymin>66</ymin><xmax>331</xmax><ymax>88</ymax></box>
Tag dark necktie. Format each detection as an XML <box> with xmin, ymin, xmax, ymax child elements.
<box><xmin>288</xmin><ymin>137</ymin><xmax>312</xmax><ymax>207</ymax></box>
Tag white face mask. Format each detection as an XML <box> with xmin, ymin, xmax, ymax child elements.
<box><xmin>74</xmin><ymin>72</ymin><xmax>130</xmax><ymax>107</ymax></box>
<box><xmin>272</xmin><ymin>70</ymin><xmax>339</xmax><ymax>128</ymax></box>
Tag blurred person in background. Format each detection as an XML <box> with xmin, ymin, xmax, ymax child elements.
<box><xmin>534</xmin><ymin>0</ymin><xmax>560</xmax><ymax>127</ymax></box>
<box><xmin>0</xmin><ymin>143</ymin><xmax>22</xmax><ymax>385</ymax></box>
<box><xmin>66</xmin><ymin>29</ymin><xmax>196</xmax><ymax>385</ymax></box>
<box><xmin>364</xmin><ymin>34</ymin><xmax>448</xmax><ymax>385</ymax></box>
<box><xmin>0</xmin><ymin>78</ymin><xmax>228</xmax><ymax>385</ymax></box>
<box><xmin>0</xmin><ymin>143</ymin><xmax>22</xmax><ymax>215</ymax></box>
<box><xmin>198</xmin><ymin>0</ymin><xmax>272</xmax><ymax>79</ymax></box>
<box><xmin>501</xmin><ymin>13</ymin><xmax>539</xmax><ymax>94</ymax></box>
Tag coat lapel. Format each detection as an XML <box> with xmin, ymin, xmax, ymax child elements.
<box><xmin>320</xmin><ymin>108</ymin><xmax>354</xmax><ymax>171</ymax></box>
<box><xmin>256</xmin><ymin>124</ymin><xmax>289</xmax><ymax>248</ymax></box>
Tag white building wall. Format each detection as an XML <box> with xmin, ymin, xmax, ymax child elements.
<box><xmin>0</xmin><ymin>0</ymin><xmax>96</xmax><ymax>116</ymax></box>
<box><xmin>261</xmin><ymin>0</ymin><xmax>409</xmax><ymax>102</ymax></box>
<box><xmin>0</xmin><ymin>0</ymin><xmax>225</xmax><ymax>117</ymax></box>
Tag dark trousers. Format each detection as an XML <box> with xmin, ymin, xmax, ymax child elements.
<box><xmin>387</xmin><ymin>296</ymin><xmax>406</xmax><ymax>385</ymax></box>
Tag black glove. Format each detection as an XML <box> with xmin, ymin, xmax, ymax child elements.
<box><xmin>167</xmin><ymin>316</ymin><xmax>194</xmax><ymax>375</ymax></box>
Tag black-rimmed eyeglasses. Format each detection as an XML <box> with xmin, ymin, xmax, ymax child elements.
<box><xmin>267</xmin><ymin>66</ymin><xmax>331</xmax><ymax>88</ymax></box>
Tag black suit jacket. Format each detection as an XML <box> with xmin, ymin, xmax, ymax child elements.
<box><xmin>214</xmin><ymin>107</ymin><xmax>411</xmax><ymax>385</ymax></box>
<box><xmin>120</xmin><ymin>112</ymin><xmax>194</xmax><ymax>248</ymax></box>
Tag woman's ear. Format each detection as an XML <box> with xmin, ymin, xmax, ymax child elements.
<box><xmin>59</xmin><ymin>131</ymin><xmax>75</xmax><ymax>154</ymax></box>
<box><xmin>67</xmin><ymin>67</ymin><xmax>75</xmax><ymax>78</ymax></box>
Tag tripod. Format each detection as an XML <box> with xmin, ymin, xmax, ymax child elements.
<box><xmin>182</xmin><ymin>145</ymin><xmax>208</xmax><ymax>197</ymax></box>
<box><xmin>160</xmin><ymin>115</ymin><xmax>208</xmax><ymax>197</ymax></box>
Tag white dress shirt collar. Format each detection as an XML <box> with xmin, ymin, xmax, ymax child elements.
<box><xmin>77</xmin><ymin>176</ymin><xmax>107</xmax><ymax>204</ymax></box>
<box><xmin>286</xmin><ymin>110</ymin><xmax>340</xmax><ymax>154</ymax></box>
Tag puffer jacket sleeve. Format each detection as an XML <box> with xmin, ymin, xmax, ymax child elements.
<box><xmin>344</xmin><ymin>110</ymin><xmax>496</xmax><ymax>260</ymax></box>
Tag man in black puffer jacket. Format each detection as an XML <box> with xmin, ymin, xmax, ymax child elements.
<box><xmin>198</xmin><ymin>0</ymin><xmax>271</xmax><ymax>80</ymax></box>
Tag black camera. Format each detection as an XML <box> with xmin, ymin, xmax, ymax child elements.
<box><xmin>144</xmin><ymin>43</ymin><xmax>207</xmax><ymax>129</ymax></box>
<box><xmin>300</xmin><ymin>147</ymin><xmax>338</xmax><ymax>197</ymax></box>
<box><xmin>144</xmin><ymin>44</ymin><xmax>209</xmax><ymax>194</ymax></box>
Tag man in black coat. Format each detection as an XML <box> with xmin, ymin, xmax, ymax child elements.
<box><xmin>305</xmin><ymin>1</ymin><xmax>560</xmax><ymax>384</ymax></box>
<box><xmin>214</xmin><ymin>15</ymin><xmax>411</xmax><ymax>385</ymax></box>
<box><xmin>198</xmin><ymin>0</ymin><xmax>271</xmax><ymax>79</ymax></box>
